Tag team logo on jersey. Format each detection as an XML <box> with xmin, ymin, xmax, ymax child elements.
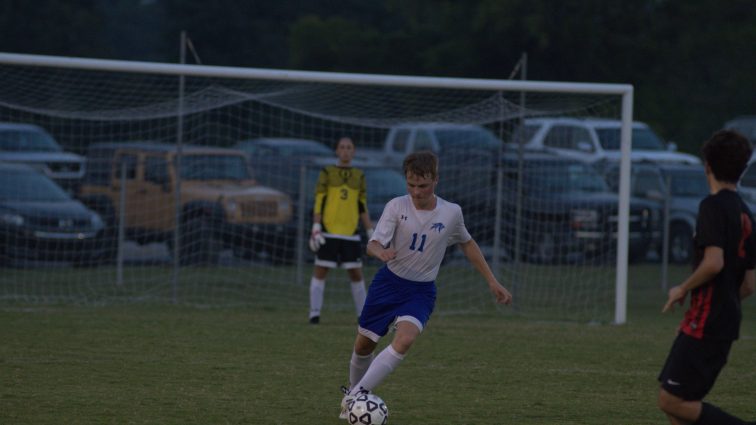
<box><xmin>431</xmin><ymin>222</ymin><xmax>445</xmax><ymax>233</ymax></box>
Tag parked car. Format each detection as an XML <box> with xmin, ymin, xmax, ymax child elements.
<box><xmin>234</xmin><ymin>137</ymin><xmax>334</xmax><ymax>196</ymax></box>
<box><xmin>738</xmin><ymin>154</ymin><xmax>756</xmax><ymax>206</ymax></box>
<box><xmin>602</xmin><ymin>162</ymin><xmax>709</xmax><ymax>264</ymax></box>
<box><xmin>0</xmin><ymin>162</ymin><xmax>105</xmax><ymax>266</ymax></box>
<box><xmin>78</xmin><ymin>142</ymin><xmax>293</xmax><ymax>265</ymax></box>
<box><xmin>724</xmin><ymin>115</ymin><xmax>756</xmax><ymax>143</ymax></box>
<box><xmin>497</xmin><ymin>151</ymin><xmax>660</xmax><ymax>263</ymax></box>
<box><xmin>511</xmin><ymin>117</ymin><xmax>700</xmax><ymax>171</ymax></box>
<box><xmin>0</xmin><ymin>122</ymin><xmax>85</xmax><ymax>193</ymax></box>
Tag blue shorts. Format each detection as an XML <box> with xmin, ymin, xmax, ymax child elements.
<box><xmin>358</xmin><ymin>266</ymin><xmax>437</xmax><ymax>342</ymax></box>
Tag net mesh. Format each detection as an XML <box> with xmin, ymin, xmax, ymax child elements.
<box><xmin>0</xmin><ymin>59</ymin><xmax>631</xmax><ymax>322</ymax></box>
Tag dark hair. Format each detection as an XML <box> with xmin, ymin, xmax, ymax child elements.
<box><xmin>335</xmin><ymin>136</ymin><xmax>354</xmax><ymax>149</ymax></box>
<box><xmin>403</xmin><ymin>150</ymin><xmax>438</xmax><ymax>180</ymax></box>
<box><xmin>701</xmin><ymin>130</ymin><xmax>752</xmax><ymax>183</ymax></box>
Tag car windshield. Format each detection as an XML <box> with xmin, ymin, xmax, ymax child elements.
<box><xmin>276</xmin><ymin>143</ymin><xmax>332</xmax><ymax>157</ymax></box>
<box><xmin>435</xmin><ymin>128</ymin><xmax>501</xmax><ymax>151</ymax></box>
<box><xmin>527</xmin><ymin>162</ymin><xmax>609</xmax><ymax>193</ymax></box>
<box><xmin>365</xmin><ymin>168</ymin><xmax>406</xmax><ymax>202</ymax></box>
<box><xmin>240</xmin><ymin>140</ymin><xmax>332</xmax><ymax>158</ymax></box>
<box><xmin>668</xmin><ymin>170</ymin><xmax>709</xmax><ymax>197</ymax></box>
<box><xmin>0</xmin><ymin>128</ymin><xmax>62</xmax><ymax>152</ymax></box>
<box><xmin>596</xmin><ymin>128</ymin><xmax>666</xmax><ymax>151</ymax></box>
<box><xmin>180</xmin><ymin>155</ymin><xmax>252</xmax><ymax>180</ymax></box>
<box><xmin>0</xmin><ymin>169</ymin><xmax>70</xmax><ymax>201</ymax></box>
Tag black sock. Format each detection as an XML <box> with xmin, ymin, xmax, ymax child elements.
<box><xmin>694</xmin><ymin>402</ymin><xmax>746</xmax><ymax>425</ymax></box>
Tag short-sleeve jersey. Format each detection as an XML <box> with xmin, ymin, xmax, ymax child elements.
<box><xmin>313</xmin><ymin>165</ymin><xmax>367</xmax><ymax>237</ymax></box>
<box><xmin>371</xmin><ymin>194</ymin><xmax>471</xmax><ymax>282</ymax></box>
<box><xmin>681</xmin><ymin>189</ymin><xmax>756</xmax><ymax>341</ymax></box>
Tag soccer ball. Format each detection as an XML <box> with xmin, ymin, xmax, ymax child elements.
<box><xmin>347</xmin><ymin>393</ymin><xmax>388</xmax><ymax>425</ymax></box>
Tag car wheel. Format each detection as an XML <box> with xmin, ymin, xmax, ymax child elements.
<box><xmin>669</xmin><ymin>223</ymin><xmax>693</xmax><ymax>264</ymax></box>
<box><xmin>179</xmin><ymin>216</ymin><xmax>222</xmax><ymax>266</ymax></box>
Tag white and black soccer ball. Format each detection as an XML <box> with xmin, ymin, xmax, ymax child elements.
<box><xmin>346</xmin><ymin>393</ymin><xmax>388</xmax><ymax>425</ymax></box>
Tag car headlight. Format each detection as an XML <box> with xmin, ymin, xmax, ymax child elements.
<box><xmin>0</xmin><ymin>212</ymin><xmax>24</xmax><ymax>226</ymax></box>
<box><xmin>91</xmin><ymin>213</ymin><xmax>104</xmax><ymax>230</ymax></box>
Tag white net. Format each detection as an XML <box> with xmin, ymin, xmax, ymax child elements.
<box><xmin>0</xmin><ymin>55</ymin><xmax>635</xmax><ymax>322</ymax></box>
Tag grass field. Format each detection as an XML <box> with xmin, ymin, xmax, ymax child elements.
<box><xmin>2</xmin><ymin>264</ymin><xmax>755</xmax><ymax>424</ymax></box>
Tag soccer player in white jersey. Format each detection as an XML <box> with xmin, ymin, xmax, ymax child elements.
<box><xmin>339</xmin><ymin>150</ymin><xmax>512</xmax><ymax>419</ymax></box>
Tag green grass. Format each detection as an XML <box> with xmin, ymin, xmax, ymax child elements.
<box><xmin>2</xmin><ymin>264</ymin><xmax>756</xmax><ymax>424</ymax></box>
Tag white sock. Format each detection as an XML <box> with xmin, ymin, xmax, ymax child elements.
<box><xmin>350</xmin><ymin>345</ymin><xmax>404</xmax><ymax>395</ymax></box>
<box><xmin>349</xmin><ymin>351</ymin><xmax>374</xmax><ymax>389</ymax></box>
<box><xmin>350</xmin><ymin>280</ymin><xmax>367</xmax><ymax>316</ymax></box>
<box><xmin>309</xmin><ymin>277</ymin><xmax>325</xmax><ymax>319</ymax></box>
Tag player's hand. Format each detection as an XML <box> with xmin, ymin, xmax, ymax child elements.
<box><xmin>662</xmin><ymin>285</ymin><xmax>687</xmax><ymax>313</ymax></box>
<box><xmin>491</xmin><ymin>282</ymin><xmax>512</xmax><ymax>305</ymax></box>
<box><xmin>309</xmin><ymin>223</ymin><xmax>326</xmax><ymax>252</ymax></box>
<box><xmin>375</xmin><ymin>247</ymin><xmax>396</xmax><ymax>263</ymax></box>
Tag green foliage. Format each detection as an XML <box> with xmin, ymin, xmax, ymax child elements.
<box><xmin>2</xmin><ymin>0</ymin><xmax>755</xmax><ymax>154</ymax></box>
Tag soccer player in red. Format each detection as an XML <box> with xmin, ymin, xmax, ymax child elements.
<box><xmin>659</xmin><ymin>130</ymin><xmax>756</xmax><ymax>425</ymax></box>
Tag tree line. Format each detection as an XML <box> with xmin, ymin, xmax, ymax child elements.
<box><xmin>0</xmin><ymin>0</ymin><xmax>754</xmax><ymax>153</ymax></box>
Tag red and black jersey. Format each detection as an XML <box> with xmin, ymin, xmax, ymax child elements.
<box><xmin>681</xmin><ymin>189</ymin><xmax>756</xmax><ymax>340</ymax></box>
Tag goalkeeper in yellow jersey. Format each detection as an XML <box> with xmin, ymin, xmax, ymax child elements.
<box><xmin>308</xmin><ymin>137</ymin><xmax>374</xmax><ymax>324</ymax></box>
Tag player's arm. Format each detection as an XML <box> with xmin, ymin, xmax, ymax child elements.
<box><xmin>740</xmin><ymin>269</ymin><xmax>755</xmax><ymax>300</ymax></box>
<box><xmin>367</xmin><ymin>240</ymin><xmax>395</xmax><ymax>262</ymax></box>
<box><xmin>358</xmin><ymin>172</ymin><xmax>373</xmax><ymax>237</ymax></box>
<box><xmin>663</xmin><ymin>245</ymin><xmax>723</xmax><ymax>312</ymax></box>
<box><xmin>458</xmin><ymin>238</ymin><xmax>512</xmax><ymax>305</ymax></box>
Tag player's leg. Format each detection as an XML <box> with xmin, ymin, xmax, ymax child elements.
<box><xmin>349</xmin><ymin>320</ymin><xmax>419</xmax><ymax>396</ymax></box>
<box><xmin>346</xmin><ymin>267</ymin><xmax>366</xmax><ymax>316</ymax></box>
<box><xmin>657</xmin><ymin>388</ymin><xmax>698</xmax><ymax>424</ymax></box>
<box><xmin>310</xmin><ymin>237</ymin><xmax>338</xmax><ymax>323</ymax></box>
<box><xmin>342</xmin><ymin>239</ymin><xmax>367</xmax><ymax>317</ymax></box>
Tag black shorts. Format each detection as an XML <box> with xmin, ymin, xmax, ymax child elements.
<box><xmin>658</xmin><ymin>332</ymin><xmax>733</xmax><ymax>401</ymax></box>
<box><xmin>315</xmin><ymin>236</ymin><xmax>362</xmax><ymax>269</ymax></box>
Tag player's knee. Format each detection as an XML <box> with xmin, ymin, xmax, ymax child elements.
<box><xmin>657</xmin><ymin>388</ymin><xmax>681</xmax><ymax>414</ymax></box>
<box><xmin>354</xmin><ymin>335</ymin><xmax>376</xmax><ymax>355</ymax></box>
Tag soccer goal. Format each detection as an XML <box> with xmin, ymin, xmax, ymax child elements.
<box><xmin>0</xmin><ymin>52</ymin><xmax>634</xmax><ymax>324</ymax></box>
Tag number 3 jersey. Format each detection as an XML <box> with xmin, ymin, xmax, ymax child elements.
<box><xmin>371</xmin><ymin>194</ymin><xmax>471</xmax><ymax>282</ymax></box>
<box><xmin>313</xmin><ymin>165</ymin><xmax>367</xmax><ymax>237</ymax></box>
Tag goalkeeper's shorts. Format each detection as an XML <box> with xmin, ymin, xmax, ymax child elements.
<box><xmin>315</xmin><ymin>235</ymin><xmax>362</xmax><ymax>269</ymax></box>
<box><xmin>357</xmin><ymin>265</ymin><xmax>436</xmax><ymax>342</ymax></box>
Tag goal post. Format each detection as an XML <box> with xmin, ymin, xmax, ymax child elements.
<box><xmin>0</xmin><ymin>52</ymin><xmax>633</xmax><ymax>324</ymax></box>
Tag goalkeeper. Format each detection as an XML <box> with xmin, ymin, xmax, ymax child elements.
<box><xmin>308</xmin><ymin>136</ymin><xmax>374</xmax><ymax>325</ymax></box>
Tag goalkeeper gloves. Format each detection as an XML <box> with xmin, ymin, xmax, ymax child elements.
<box><xmin>309</xmin><ymin>223</ymin><xmax>326</xmax><ymax>252</ymax></box>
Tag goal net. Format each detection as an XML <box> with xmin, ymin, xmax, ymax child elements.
<box><xmin>0</xmin><ymin>53</ymin><xmax>635</xmax><ymax>323</ymax></box>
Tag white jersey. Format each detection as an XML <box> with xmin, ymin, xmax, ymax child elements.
<box><xmin>370</xmin><ymin>194</ymin><xmax>471</xmax><ymax>282</ymax></box>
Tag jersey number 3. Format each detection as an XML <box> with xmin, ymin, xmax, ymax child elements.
<box><xmin>409</xmin><ymin>233</ymin><xmax>427</xmax><ymax>252</ymax></box>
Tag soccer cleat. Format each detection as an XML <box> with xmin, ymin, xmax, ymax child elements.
<box><xmin>309</xmin><ymin>316</ymin><xmax>320</xmax><ymax>325</ymax></box>
<box><xmin>339</xmin><ymin>385</ymin><xmax>369</xmax><ymax>420</ymax></box>
<box><xmin>339</xmin><ymin>386</ymin><xmax>350</xmax><ymax>420</ymax></box>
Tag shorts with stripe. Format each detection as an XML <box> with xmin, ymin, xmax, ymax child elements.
<box><xmin>358</xmin><ymin>265</ymin><xmax>437</xmax><ymax>342</ymax></box>
<box><xmin>658</xmin><ymin>332</ymin><xmax>732</xmax><ymax>400</ymax></box>
<box><xmin>315</xmin><ymin>234</ymin><xmax>362</xmax><ymax>269</ymax></box>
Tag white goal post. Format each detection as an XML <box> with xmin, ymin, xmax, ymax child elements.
<box><xmin>0</xmin><ymin>52</ymin><xmax>634</xmax><ymax>324</ymax></box>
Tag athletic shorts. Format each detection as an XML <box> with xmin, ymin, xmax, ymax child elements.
<box><xmin>315</xmin><ymin>235</ymin><xmax>362</xmax><ymax>269</ymax></box>
<box><xmin>357</xmin><ymin>265</ymin><xmax>437</xmax><ymax>342</ymax></box>
<box><xmin>658</xmin><ymin>332</ymin><xmax>733</xmax><ymax>401</ymax></box>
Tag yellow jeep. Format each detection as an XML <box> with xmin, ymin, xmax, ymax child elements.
<box><xmin>79</xmin><ymin>142</ymin><xmax>293</xmax><ymax>264</ymax></box>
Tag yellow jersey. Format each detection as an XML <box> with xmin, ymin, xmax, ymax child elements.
<box><xmin>313</xmin><ymin>165</ymin><xmax>367</xmax><ymax>236</ymax></box>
